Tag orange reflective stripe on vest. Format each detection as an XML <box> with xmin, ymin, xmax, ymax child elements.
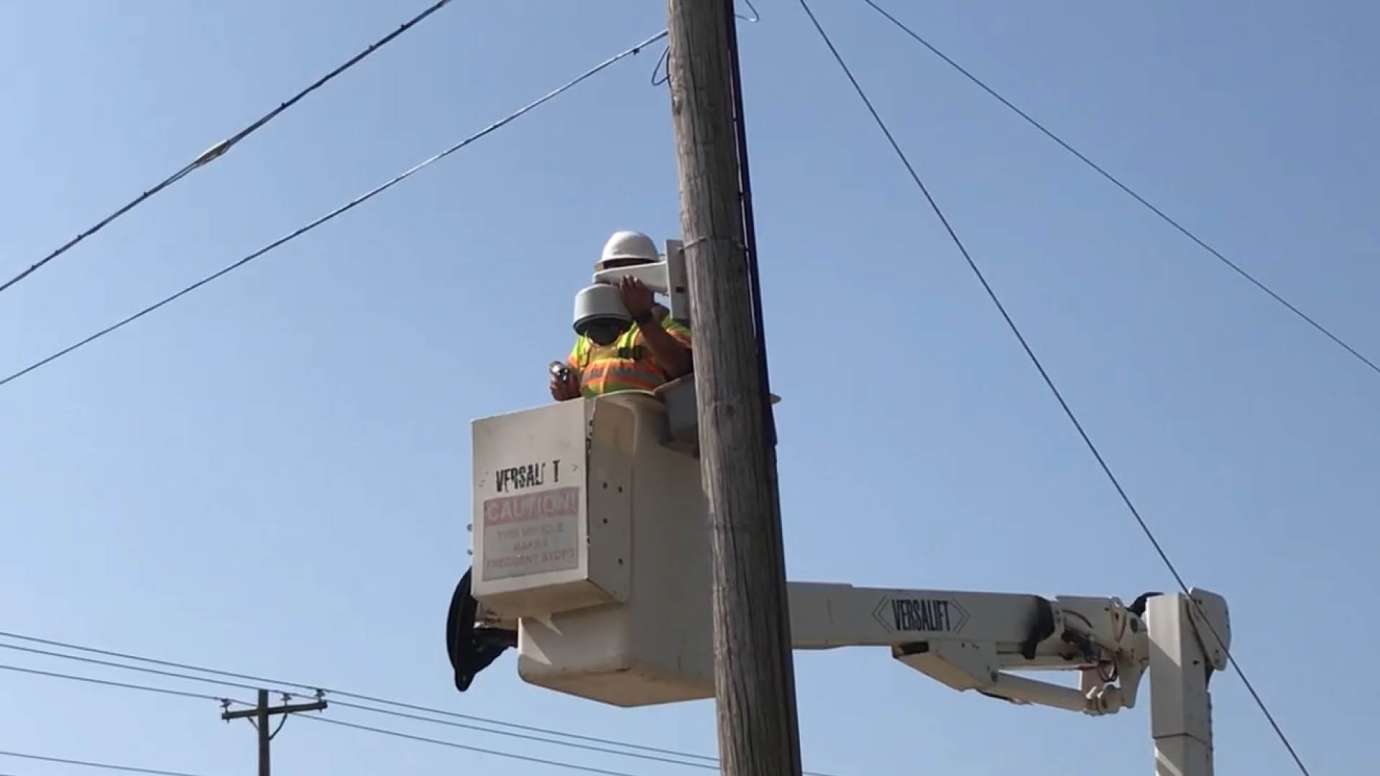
<box><xmin>579</xmin><ymin>361</ymin><xmax>665</xmax><ymax>393</ymax></box>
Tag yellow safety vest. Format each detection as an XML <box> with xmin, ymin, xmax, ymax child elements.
<box><xmin>567</xmin><ymin>314</ymin><xmax>692</xmax><ymax>397</ymax></box>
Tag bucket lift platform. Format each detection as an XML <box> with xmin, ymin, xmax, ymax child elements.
<box><xmin>451</xmin><ymin>388</ymin><xmax>1228</xmax><ymax>776</ymax></box>
<box><xmin>469</xmin><ymin>386</ymin><xmax>713</xmax><ymax>705</ymax></box>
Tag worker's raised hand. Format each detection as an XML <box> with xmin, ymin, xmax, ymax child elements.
<box><xmin>617</xmin><ymin>277</ymin><xmax>655</xmax><ymax>322</ymax></box>
<box><xmin>549</xmin><ymin>365</ymin><xmax>581</xmax><ymax>401</ymax></box>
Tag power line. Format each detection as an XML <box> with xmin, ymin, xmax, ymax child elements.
<box><xmin>0</xmin><ymin>642</ymin><xmax>265</xmax><ymax>695</ymax></box>
<box><xmin>0</xmin><ymin>659</ymin><xmax>661</xmax><ymax>775</ymax></box>
<box><xmin>0</xmin><ymin>629</ymin><xmax>712</xmax><ymax>762</ymax></box>
<box><xmin>0</xmin><ymin>639</ymin><xmax>793</xmax><ymax>774</ymax></box>
<box><xmin>0</xmin><ymin>28</ymin><xmax>668</xmax><ymax>390</ymax></box>
<box><xmin>0</xmin><ymin>662</ymin><xmax>239</xmax><ymax>705</ymax></box>
<box><xmin>329</xmin><ymin>697</ymin><xmax>834</xmax><ymax>776</ymax></box>
<box><xmin>324</xmin><ymin>688</ymin><xmax>723</xmax><ymax>766</ymax></box>
<box><xmin>0</xmin><ymin>750</ymin><xmax>210</xmax><ymax>776</ymax></box>
<box><xmin>860</xmin><ymin>0</ymin><xmax>1379</xmax><ymax>378</ymax></box>
<box><xmin>302</xmin><ymin>715</ymin><xmax>643</xmax><ymax>776</ymax></box>
<box><xmin>0</xmin><ymin>631</ymin><xmax>318</xmax><ymax>694</ymax></box>
<box><xmin>0</xmin><ymin>0</ymin><xmax>456</xmax><ymax>297</ymax></box>
<box><xmin>793</xmin><ymin>3</ymin><xmax>1312</xmax><ymax>776</ymax></box>
<box><xmin>328</xmin><ymin>699</ymin><xmax>717</xmax><ymax>772</ymax></box>
<box><xmin>0</xmin><ymin>632</ymin><xmax>828</xmax><ymax>767</ymax></box>
<box><xmin>0</xmin><ymin>631</ymin><xmax>733</xmax><ymax>770</ymax></box>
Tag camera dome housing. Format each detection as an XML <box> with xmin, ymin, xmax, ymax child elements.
<box><xmin>573</xmin><ymin>284</ymin><xmax>632</xmax><ymax>345</ymax></box>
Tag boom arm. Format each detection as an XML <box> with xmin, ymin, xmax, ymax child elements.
<box><xmin>788</xmin><ymin>582</ymin><xmax>1153</xmax><ymax>716</ymax></box>
<box><xmin>452</xmin><ymin>579</ymin><xmax>1228</xmax><ymax>776</ymax></box>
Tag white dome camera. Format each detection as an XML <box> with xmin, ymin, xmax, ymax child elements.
<box><xmin>573</xmin><ymin>284</ymin><xmax>632</xmax><ymax>346</ymax></box>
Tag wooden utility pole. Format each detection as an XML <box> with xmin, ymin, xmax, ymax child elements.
<box><xmin>665</xmin><ymin>2</ymin><xmax>803</xmax><ymax>775</ymax></box>
<box><xmin>221</xmin><ymin>689</ymin><xmax>327</xmax><ymax>776</ymax></box>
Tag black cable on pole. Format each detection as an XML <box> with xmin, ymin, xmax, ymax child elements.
<box><xmin>268</xmin><ymin>713</ymin><xmax>289</xmax><ymax>741</ymax></box>
<box><xmin>655</xmin><ymin>1</ymin><xmax>758</xmax><ymax>89</ymax></box>
<box><xmin>0</xmin><ymin>750</ymin><xmax>209</xmax><ymax>776</ymax></box>
<box><xmin>302</xmin><ymin>716</ymin><xmax>643</xmax><ymax>776</ymax></box>
<box><xmin>795</xmin><ymin>3</ymin><xmax>1313</xmax><ymax>776</ymax></box>
<box><xmin>722</xmin><ymin>0</ymin><xmax>776</xmax><ymax>445</ymax></box>
<box><xmin>0</xmin><ymin>29</ymin><xmax>669</xmax><ymax>390</ymax></box>
<box><xmin>860</xmin><ymin>0</ymin><xmax>1379</xmax><ymax>378</ymax></box>
<box><xmin>0</xmin><ymin>0</ymin><xmax>456</xmax><ymax>297</ymax></box>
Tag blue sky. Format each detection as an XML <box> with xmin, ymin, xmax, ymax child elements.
<box><xmin>2</xmin><ymin>1</ymin><xmax>1376</xmax><ymax>774</ymax></box>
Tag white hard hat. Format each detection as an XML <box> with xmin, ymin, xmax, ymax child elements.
<box><xmin>597</xmin><ymin>230</ymin><xmax>659</xmax><ymax>269</ymax></box>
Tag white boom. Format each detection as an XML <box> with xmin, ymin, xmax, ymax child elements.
<box><xmin>446</xmin><ymin>389</ymin><xmax>1229</xmax><ymax>776</ymax></box>
<box><xmin>790</xmin><ymin>581</ymin><xmax>1149</xmax><ymax>716</ymax></box>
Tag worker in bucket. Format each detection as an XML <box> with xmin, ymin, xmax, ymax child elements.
<box><xmin>549</xmin><ymin>230</ymin><xmax>692</xmax><ymax>400</ymax></box>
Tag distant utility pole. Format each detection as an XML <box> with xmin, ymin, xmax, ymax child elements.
<box><xmin>665</xmin><ymin>1</ymin><xmax>803</xmax><ymax>775</ymax></box>
<box><xmin>221</xmin><ymin>689</ymin><xmax>327</xmax><ymax>776</ymax></box>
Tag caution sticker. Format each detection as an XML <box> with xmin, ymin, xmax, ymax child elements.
<box><xmin>481</xmin><ymin>486</ymin><xmax>581</xmax><ymax>580</ymax></box>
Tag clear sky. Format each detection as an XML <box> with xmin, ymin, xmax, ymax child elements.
<box><xmin>2</xmin><ymin>1</ymin><xmax>1377</xmax><ymax>774</ymax></box>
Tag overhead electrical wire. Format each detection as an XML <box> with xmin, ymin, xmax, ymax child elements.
<box><xmin>0</xmin><ymin>750</ymin><xmax>210</xmax><ymax>776</ymax></box>
<box><xmin>0</xmin><ymin>629</ymin><xmax>712</xmax><ymax>763</ymax></box>
<box><xmin>0</xmin><ymin>633</ymin><xmax>833</xmax><ymax>776</ymax></box>
<box><xmin>0</xmin><ymin>0</ymin><xmax>456</xmax><ymax>297</ymax></box>
<box><xmin>0</xmin><ymin>29</ymin><xmax>669</xmax><ymax>390</ymax></box>
<box><xmin>860</xmin><ymin>0</ymin><xmax>1379</xmax><ymax>378</ymax></box>
<box><xmin>0</xmin><ymin>632</ymin><xmax>855</xmax><ymax>775</ymax></box>
<box><xmin>0</xmin><ymin>642</ymin><xmax>266</xmax><ymax>695</ymax></box>
<box><xmin>0</xmin><ymin>640</ymin><xmax>754</xmax><ymax>773</ymax></box>
<box><xmin>301</xmin><ymin>716</ymin><xmax>643</xmax><ymax>776</ymax></box>
<box><xmin>0</xmin><ymin>630</ymin><xmax>322</xmax><ymax>692</ymax></box>
<box><xmin>793</xmin><ymin>2</ymin><xmax>1312</xmax><ymax>775</ymax></box>
<box><xmin>0</xmin><ymin>656</ymin><xmax>689</xmax><ymax>776</ymax></box>
<box><xmin>311</xmin><ymin>687</ymin><xmax>721</xmax><ymax>766</ymax></box>
<box><xmin>0</xmin><ymin>662</ymin><xmax>238</xmax><ymax>705</ymax></box>
<box><xmin>326</xmin><ymin>699</ymin><xmax>721</xmax><ymax>772</ymax></box>
<box><xmin>330</xmin><ymin>696</ymin><xmax>842</xmax><ymax>775</ymax></box>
